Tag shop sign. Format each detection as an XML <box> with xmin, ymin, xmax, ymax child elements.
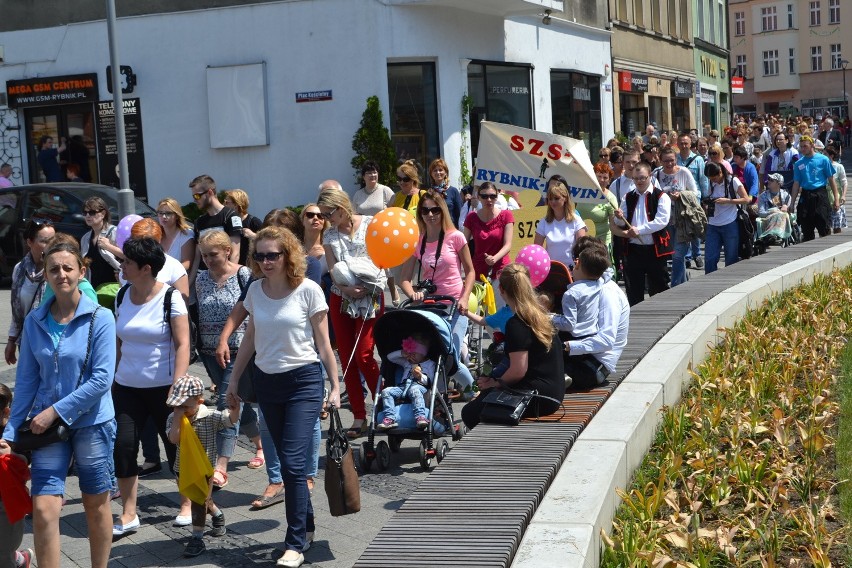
<box><xmin>96</xmin><ymin>98</ymin><xmax>148</xmax><ymax>200</ymax></box>
<box><xmin>671</xmin><ymin>80</ymin><xmax>693</xmax><ymax>98</ymax></box>
<box><xmin>296</xmin><ymin>90</ymin><xmax>332</xmax><ymax>103</ymax></box>
<box><xmin>731</xmin><ymin>76</ymin><xmax>744</xmax><ymax>94</ymax></box>
<box><xmin>6</xmin><ymin>73</ymin><xmax>99</xmax><ymax>108</ymax></box>
<box><xmin>572</xmin><ymin>86</ymin><xmax>591</xmax><ymax>101</ymax></box>
<box><xmin>488</xmin><ymin>86</ymin><xmax>530</xmax><ymax>95</ymax></box>
<box><xmin>618</xmin><ymin>71</ymin><xmax>648</xmax><ymax>93</ymax></box>
<box><xmin>701</xmin><ymin>90</ymin><xmax>716</xmax><ymax>104</ymax></box>
<box><xmin>700</xmin><ymin>56</ymin><xmax>718</xmax><ymax>78</ymax></box>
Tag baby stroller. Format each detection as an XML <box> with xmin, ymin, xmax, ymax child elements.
<box><xmin>360</xmin><ymin>296</ymin><xmax>465</xmax><ymax>472</ymax></box>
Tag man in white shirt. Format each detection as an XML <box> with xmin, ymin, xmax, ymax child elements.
<box><xmin>613</xmin><ymin>162</ymin><xmax>672</xmax><ymax>306</ymax></box>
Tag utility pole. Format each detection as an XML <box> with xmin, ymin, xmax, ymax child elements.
<box><xmin>106</xmin><ymin>0</ymin><xmax>134</xmax><ymax>219</ymax></box>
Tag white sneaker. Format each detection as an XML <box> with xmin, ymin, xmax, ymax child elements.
<box><xmin>174</xmin><ymin>514</ymin><xmax>192</xmax><ymax>526</ymax></box>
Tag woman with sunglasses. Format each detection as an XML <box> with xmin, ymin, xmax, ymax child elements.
<box><xmin>156</xmin><ymin>198</ymin><xmax>195</xmax><ymax>271</ymax></box>
<box><xmin>225</xmin><ymin>226</ymin><xmax>339</xmax><ymax>568</ymax></box>
<box><xmin>760</xmin><ymin>131</ymin><xmax>799</xmax><ymax>190</ymax></box>
<box><xmin>318</xmin><ymin>188</ymin><xmax>384</xmax><ymax>438</ymax></box>
<box><xmin>6</xmin><ymin>219</ymin><xmax>56</xmax><ymax>365</ymax></box>
<box><xmin>80</xmin><ymin>196</ymin><xmax>121</xmax><ymax>288</ymax></box>
<box><xmin>597</xmin><ymin>147</ymin><xmax>611</xmax><ymax>165</ymax></box>
<box><xmin>387</xmin><ymin>161</ymin><xmax>425</xmax><ymax>306</ymax></box>
<box><xmin>399</xmin><ymin>191</ymin><xmax>476</xmax><ymax>392</ymax></box>
<box><xmin>428</xmin><ymin>158</ymin><xmax>463</xmax><ymax>228</ymax></box>
<box><xmin>223</xmin><ymin>189</ymin><xmax>263</xmax><ymax>267</ymax></box>
<box><xmin>707</xmin><ymin>142</ymin><xmax>733</xmax><ymax>175</ymax></box>
<box><xmin>463</xmin><ymin>181</ymin><xmax>514</xmax><ymax>289</ymax></box>
<box><xmin>534</xmin><ymin>178</ymin><xmax>587</xmax><ymax>270</ymax></box>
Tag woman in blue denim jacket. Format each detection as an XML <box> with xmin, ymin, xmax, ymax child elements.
<box><xmin>1</xmin><ymin>239</ymin><xmax>117</xmax><ymax>568</ymax></box>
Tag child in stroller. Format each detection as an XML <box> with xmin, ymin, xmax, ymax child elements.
<box><xmin>378</xmin><ymin>334</ymin><xmax>437</xmax><ymax>430</ymax></box>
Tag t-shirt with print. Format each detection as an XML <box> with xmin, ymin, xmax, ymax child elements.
<box><xmin>115</xmin><ymin>284</ymin><xmax>188</xmax><ymax>388</ymax></box>
<box><xmin>196</xmin><ymin>266</ymin><xmax>251</xmax><ymax>354</ymax></box>
<box><xmin>534</xmin><ymin>215</ymin><xmax>586</xmax><ymax>268</ymax></box>
<box><xmin>413</xmin><ymin>230</ymin><xmax>468</xmax><ymax>299</ymax></box>
<box><xmin>322</xmin><ymin>216</ymin><xmax>372</xmax><ymax>296</ymax></box>
<box><xmin>243</xmin><ymin>278</ymin><xmax>327</xmax><ymax>374</ymax></box>
<box><xmin>463</xmin><ymin>209</ymin><xmax>514</xmax><ymax>280</ymax></box>
<box><xmin>193</xmin><ymin>207</ymin><xmax>243</xmax><ymax>270</ymax></box>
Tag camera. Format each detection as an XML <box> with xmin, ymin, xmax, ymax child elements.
<box><xmin>413</xmin><ymin>279</ymin><xmax>437</xmax><ymax>295</ymax></box>
<box><xmin>701</xmin><ymin>197</ymin><xmax>717</xmax><ymax>218</ymax></box>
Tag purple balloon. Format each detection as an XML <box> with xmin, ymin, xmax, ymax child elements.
<box><xmin>115</xmin><ymin>214</ymin><xmax>143</xmax><ymax>249</ymax></box>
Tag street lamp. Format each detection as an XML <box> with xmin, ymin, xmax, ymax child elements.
<box><xmin>842</xmin><ymin>59</ymin><xmax>849</xmax><ymax>119</ymax></box>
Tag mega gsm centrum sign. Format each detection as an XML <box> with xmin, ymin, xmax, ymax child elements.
<box><xmin>6</xmin><ymin>73</ymin><xmax>99</xmax><ymax>108</ymax></box>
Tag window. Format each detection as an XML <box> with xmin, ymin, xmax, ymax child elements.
<box><xmin>697</xmin><ymin>0</ymin><xmax>704</xmax><ymax>38</ymax></box>
<box><xmin>763</xmin><ymin>50</ymin><xmax>779</xmax><ymax>76</ymax></box>
<box><xmin>831</xmin><ymin>44</ymin><xmax>842</xmax><ymax>69</ymax></box>
<box><xmin>550</xmin><ymin>71</ymin><xmax>602</xmax><ymax>153</ymax></box>
<box><xmin>668</xmin><ymin>0</ymin><xmax>678</xmax><ymax>35</ymax></box>
<box><xmin>634</xmin><ymin>0</ymin><xmax>644</xmax><ymax>27</ymax></box>
<box><xmin>789</xmin><ymin>48</ymin><xmax>796</xmax><ymax>74</ymax></box>
<box><xmin>735</xmin><ymin>12</ymin><xmax>745</xmax><ymax>36</ymax></box>
<box><xmin>467</xmin><ymin>63</ymin><xmax>533</xmax><ymax>159</ymax></box>
<box><xmin>617</xmin><ymin>0</ymin><xmax>628</xmax><ymax>21</ymax></box>
<box><xmin>709</xmin><ymin>0</ymin><xmax>716</xmax><ymax>42</ymax></box>
<box><xmin>788</xmin><ymin>4</ymin><xmax>795</xmax><ymax>28</ymax></box>
<box><xmin>761</xmin><ymin>6</ymin><xmax>777</xmax><ymax>31</ymax></box>
<box><xmin>719</xmin><ymin>3</ymin><xmax>725</xmax><ymax>47</ymax></box>
<box><xmin>736</xmin><ymin>54</ymin><xmax>748</xmax><ymax>78</ymax></box>
<box><xmin>811</xmin><ymin>46</ymin><xmax>823</xmax><ymax>71</ymax></box>
<box><xmin>810</xmin><ymin>1</ymin><xmax>821</xmax><ymax>26</ymax></box>
<box><xmin>650</xmin><ymin>0</ymin><xmax>661</xmax><ymax>31</ymax></box>
<box><xmin>387</xmin><ymin>63</ymin><xmax>440</xmax><ymax>167</ymax></box>
<box><xmin>829</xmin><ymin>0</ymin><xmax>840</xmax><ymax>24</ymax></box>
<box><xmin>680</xmin><ymin>0</ymin><xmax>689</xmax><ymax>40</ymax></box>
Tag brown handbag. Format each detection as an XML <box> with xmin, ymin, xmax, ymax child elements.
<box><xmin>324</xmin><ymin>406</ymin><xmax>361</xmax><ymax>516</ymax></box>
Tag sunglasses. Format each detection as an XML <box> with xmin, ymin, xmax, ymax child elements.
<box><xmin>599</xmin><ymin>153</ymin><xmax>609</xmax><ymax>158</ymax></box>
<box><xmin>304</xmin><ymin>211</ymin><xmax>323</xmax><ymax>220</ymax></box>
<box><xmin>192</xmin><ymin>190</ymin><xmax>208</xmax><ymax>201</ymax></box>
<box><xmin>156</xmin><ymin>211</ymin><xmax>175</xmax><ymax>218</ymax></box>
<box><xmin>422</xmin><ymin>206</ymin><xmax>442</xmax><ymax>216</ymax></box>
<box><xmin>479</xmin><ymin>193</ymin><xmax>498</xmax><ymax>200</ymax></box>
<box><xmin>253</xmin><ymin>251</ymin><xmax>283</xmax><ymax>262</ymax></box>
<box><xmin>83</xmin><ymin>209</ymin><xmax>103</xmax><ymax>216</ymax></box>
<box><xmin>709</xmin><ymin>151</ymin><xmax>719</xmax><ymax>156</ymax></box>
<box><xmin>321</xmin><ymin>208</ymin><xmax>338</xmax><ymax>220</ymax></box>
<box><xmin>397</xmin><ymin>176</ymin><xmax>412</xmax><ymax>183</ymax></box>
<box><xmin>31</xmin><ymin>218</ymin><xmax>54</xmax><ymax>228</ymax></box>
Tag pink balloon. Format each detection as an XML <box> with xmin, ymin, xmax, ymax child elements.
<box><xmin>115</xmin><ymin>214</ymin><xmax>143</xmax><ymax>249</ymax></box>
<box><xmin>516</xmin><ymin>244</ymin><xmax>551</xmax><ymax>287</ymax></box>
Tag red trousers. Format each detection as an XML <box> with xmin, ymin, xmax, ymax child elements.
<box><xmin>329</xmin><ymin>293</ymin><xmax>383</xmax><ymax>420</ymax></box>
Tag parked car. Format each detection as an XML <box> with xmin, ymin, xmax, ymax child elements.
<box><xmin>0</xmin><ymin>183</ymin><xmax>155</xmax><ymax>281</ymax></box>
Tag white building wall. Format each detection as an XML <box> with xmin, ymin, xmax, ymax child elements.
<box><xmin>0</xmin><ymin>0</ymin><xmax>611</xmax><ymax>214</ymax></box>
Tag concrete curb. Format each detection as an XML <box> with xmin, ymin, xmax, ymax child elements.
<box><xmin>511</xmin><ymin>240</ymin><xmax>852</xmax><ymax>568</ymax></box>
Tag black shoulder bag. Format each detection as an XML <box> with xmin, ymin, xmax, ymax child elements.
<box><xmin>14</xmin><ymin>307</ymin><xmax>100</xmax><ymax>452</ymax></box>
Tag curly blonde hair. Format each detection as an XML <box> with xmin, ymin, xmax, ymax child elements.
<box><xmin>249</xmin><ymin>226</ymin><xmax>306</xmax><ymax>287</ymax></box>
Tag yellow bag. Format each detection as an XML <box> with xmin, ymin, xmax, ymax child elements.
<box><xmin>480</xmin><ymin>275</ymin><xmax>497</xmax><ymax>316</ymax></box>
<box><xmin>177</xmin><ymin>415</ymin><xmax>214</xmax><ymax>505</ymax></box>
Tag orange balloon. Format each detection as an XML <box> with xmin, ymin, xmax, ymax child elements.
<box><xmin>365</xmin><ymin>207</ymin><xmax>420</xmax><ymax>269</ymax></box>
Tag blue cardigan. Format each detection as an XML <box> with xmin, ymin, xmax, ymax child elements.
<box><xmin>3</xmin><ymin>294</ymin><xmax>116</xmax><ymax>441</ymax></box>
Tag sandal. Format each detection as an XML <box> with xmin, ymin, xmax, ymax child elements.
<box><xmin>346</xmin><ymin>421</ymin><xmax>368</xmax><ymax>439</ymax></box>
<box><xmin>211</xmin><ymin>470</ymin><xmax>229</xmax><ymax>490</ymax></box>
<box><xmin>251</xmin><ymin>484</ymin><xmax>285</xmax><ymax>509</ymax></box>
<box><xmin>247</xmin><ymin>451</ymin><xmax>265</xmax><ymax>469</ymax></box>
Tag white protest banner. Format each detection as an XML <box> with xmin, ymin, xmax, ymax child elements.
<box><xmin>474</xmin><ymin>121</ymin><xmax>604</xmax><ymax>204</ymax></box>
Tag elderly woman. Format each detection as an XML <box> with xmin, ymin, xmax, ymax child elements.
<box><xmin>428</xmin><ymin>158</ymin><xmax>463</xmax><ymax>228</ymax></box>
<box><xmin>534</xmin><ymin>178</ymin><xmax>587</xmax><ymax>270</ymax></box>
<box><xmin>2</xmin><ymin>239</ymin><xmax>116</xmax><ymax>568</ymax></box>
<box><xmin>463</xmin><ymin>181</ymin><xmax>514</xmax><ymax>283</ymax></box>
<box><xmin>80</xmin><ymin>196</ymin><xmax>121</xmax><ymax>288</ymax></box>
<box><xmin>461</xmin><ymin>263</ymin><xmax>564</xmax><ymax>429</ymax></box>
<box><xmin>223</xmin><ymin>189</ymin><xmax>263</xmax><ymax>266</ymax></box>
<box><xmin>399</xmin><ymin>191</ymin><xmax>476</xmax><ymax>392</ymax></box>
<box><xmin>756</xmin><ymin>173</ymin><xmax>794</xmax><ymax>244</ymax></box>
<box><xmin>319</xmin><ymin>188</ymin><xmax>384</xmax><ymax>438</ymax></box>
<box><xmin>6</xmin><ymin>219</ymin><xmax>56</xmax><ymax>365</ymax></box>
<box><xmin>156</xmin><ymin>198</ymin><xmax>195</xmax><ymax>271</ymax></box>
<box><xmin>225</xmin><ymin>226</ymin><xmax>340</xmax><ymax>568</ymax></box>
<box><xmin>112</xmin><ymin>237</ymin><xmax>190</xmax><ymax>536</ymax></box>
<box><xmin>352</xmin><ymin>160</ymin><xmax>394</xmax><ymax>216</ymax></box>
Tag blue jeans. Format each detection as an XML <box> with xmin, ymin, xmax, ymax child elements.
<box><xmin>253</xmin><ymin>362</ymin><xmax>323</xmax><ymax>552</ymax></box>
<box><xmin>451</xmin><ymin>314</ymin><xmax>474</xmax><ymax>389</ymax></box>
<box><xmin>669</xmin><ymin>225</ymin><xmax>690</xmax><ymax>287</ymax></box>
<box><xmin>30</xmin><ymin>419</ymin><xmax>116</xmax><ymax>496</ymax></box>
<box><xmin>380</xmin><ymin>382</ymin><xmax>428</xmax><ymax>421</ymax></box>
<box><xmin>257</xmin><ymin>409</ymin><xmax>320</xmax><ymax>482</ymax></box>
<box><xmin>705</xmin><ymin>221</ymin><xmax>739</xmax><ymax>274</ymax></box>
<box><xmin>684</xmin><ymin>237</ymin><xmax>701</xmax><ymax>260</ymax></box>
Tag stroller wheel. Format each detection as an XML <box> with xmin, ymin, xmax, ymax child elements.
<box><xmin>376</xmin><ymin>440</ymin><xmax>391</xmax><ymax>471</ymax></box>
<box><xmin>452</xmin><ymin>423</ymin><xmax>467</xmax><ymax>442</ymax></box>
<box><xmin>418</xmin><ymin>440</ymin><xmax>435</xmax><ymax>471</ymax></box>
<box><xmin>358</xmin><ymin>441</ymin><xmax>374</xmax><ymax>473</ymax></box>
<box><xmin>388</xmin><ymin>435</ymin><xmax>403</xmax><ymax>453</ymax></box>
<box><xmin>436</xmin><ymin>439</ymin><xmax>449</xmax><ymax>463</ymax></box>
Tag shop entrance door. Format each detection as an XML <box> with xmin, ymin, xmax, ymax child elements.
<box><xmin>620</xmin><ymin>107</ymin><xmax>648</xmax><ymax>140</ymax></box>
<box><xmin>24</xmin><ymin>104</ymin><xmax>97</xmax><ymax>184</ymax></box>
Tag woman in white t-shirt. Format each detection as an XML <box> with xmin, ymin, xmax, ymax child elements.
<box><xmin>225</xmin><ymin>226</ymin><xmax>339</xmax><ymax>568</ymax></box>
<box><xmin>111</xmin><ymin>237</ymin><xmax>191</xmax><ymax>537</ymax></box>
<box><xmin>703</xmin><ymin>161</ymin><xmax>750</xmax><ymax>275</ymax></box>
<box><xmin>534</xmin><ymin>179</ymin><xmax>587</xmax><ymax>269</ymax></box>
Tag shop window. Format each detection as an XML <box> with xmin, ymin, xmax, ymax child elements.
<box><xmin>467</xmin><ymin>62</ymin><xmax>533</xmax><ymax>159</ymax></box>
<box><xmin>550</xmin><ymin>71</ymin><xmax>602</xmax><ymax>153</ymax></box>
<box><xmin>387</xmin><ymin>63</ymin><xmax>440</xmax><ymax>169</ymax></box>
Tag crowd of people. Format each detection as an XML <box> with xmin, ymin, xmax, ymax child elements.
<box><xmin>1</xmin><ymin>112</ymin><xmax>846</xmax><ymax>567</ymax></box>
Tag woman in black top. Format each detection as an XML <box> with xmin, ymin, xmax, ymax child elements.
<box><xmin>79</xmin><ymin>196</ymin><xmax>122</xmax><ymax>288</ymax></box>
<box><xmin>461</xmin><ymin>263</ymin><xmax>564</xmax><ymax>429</ymax></box>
